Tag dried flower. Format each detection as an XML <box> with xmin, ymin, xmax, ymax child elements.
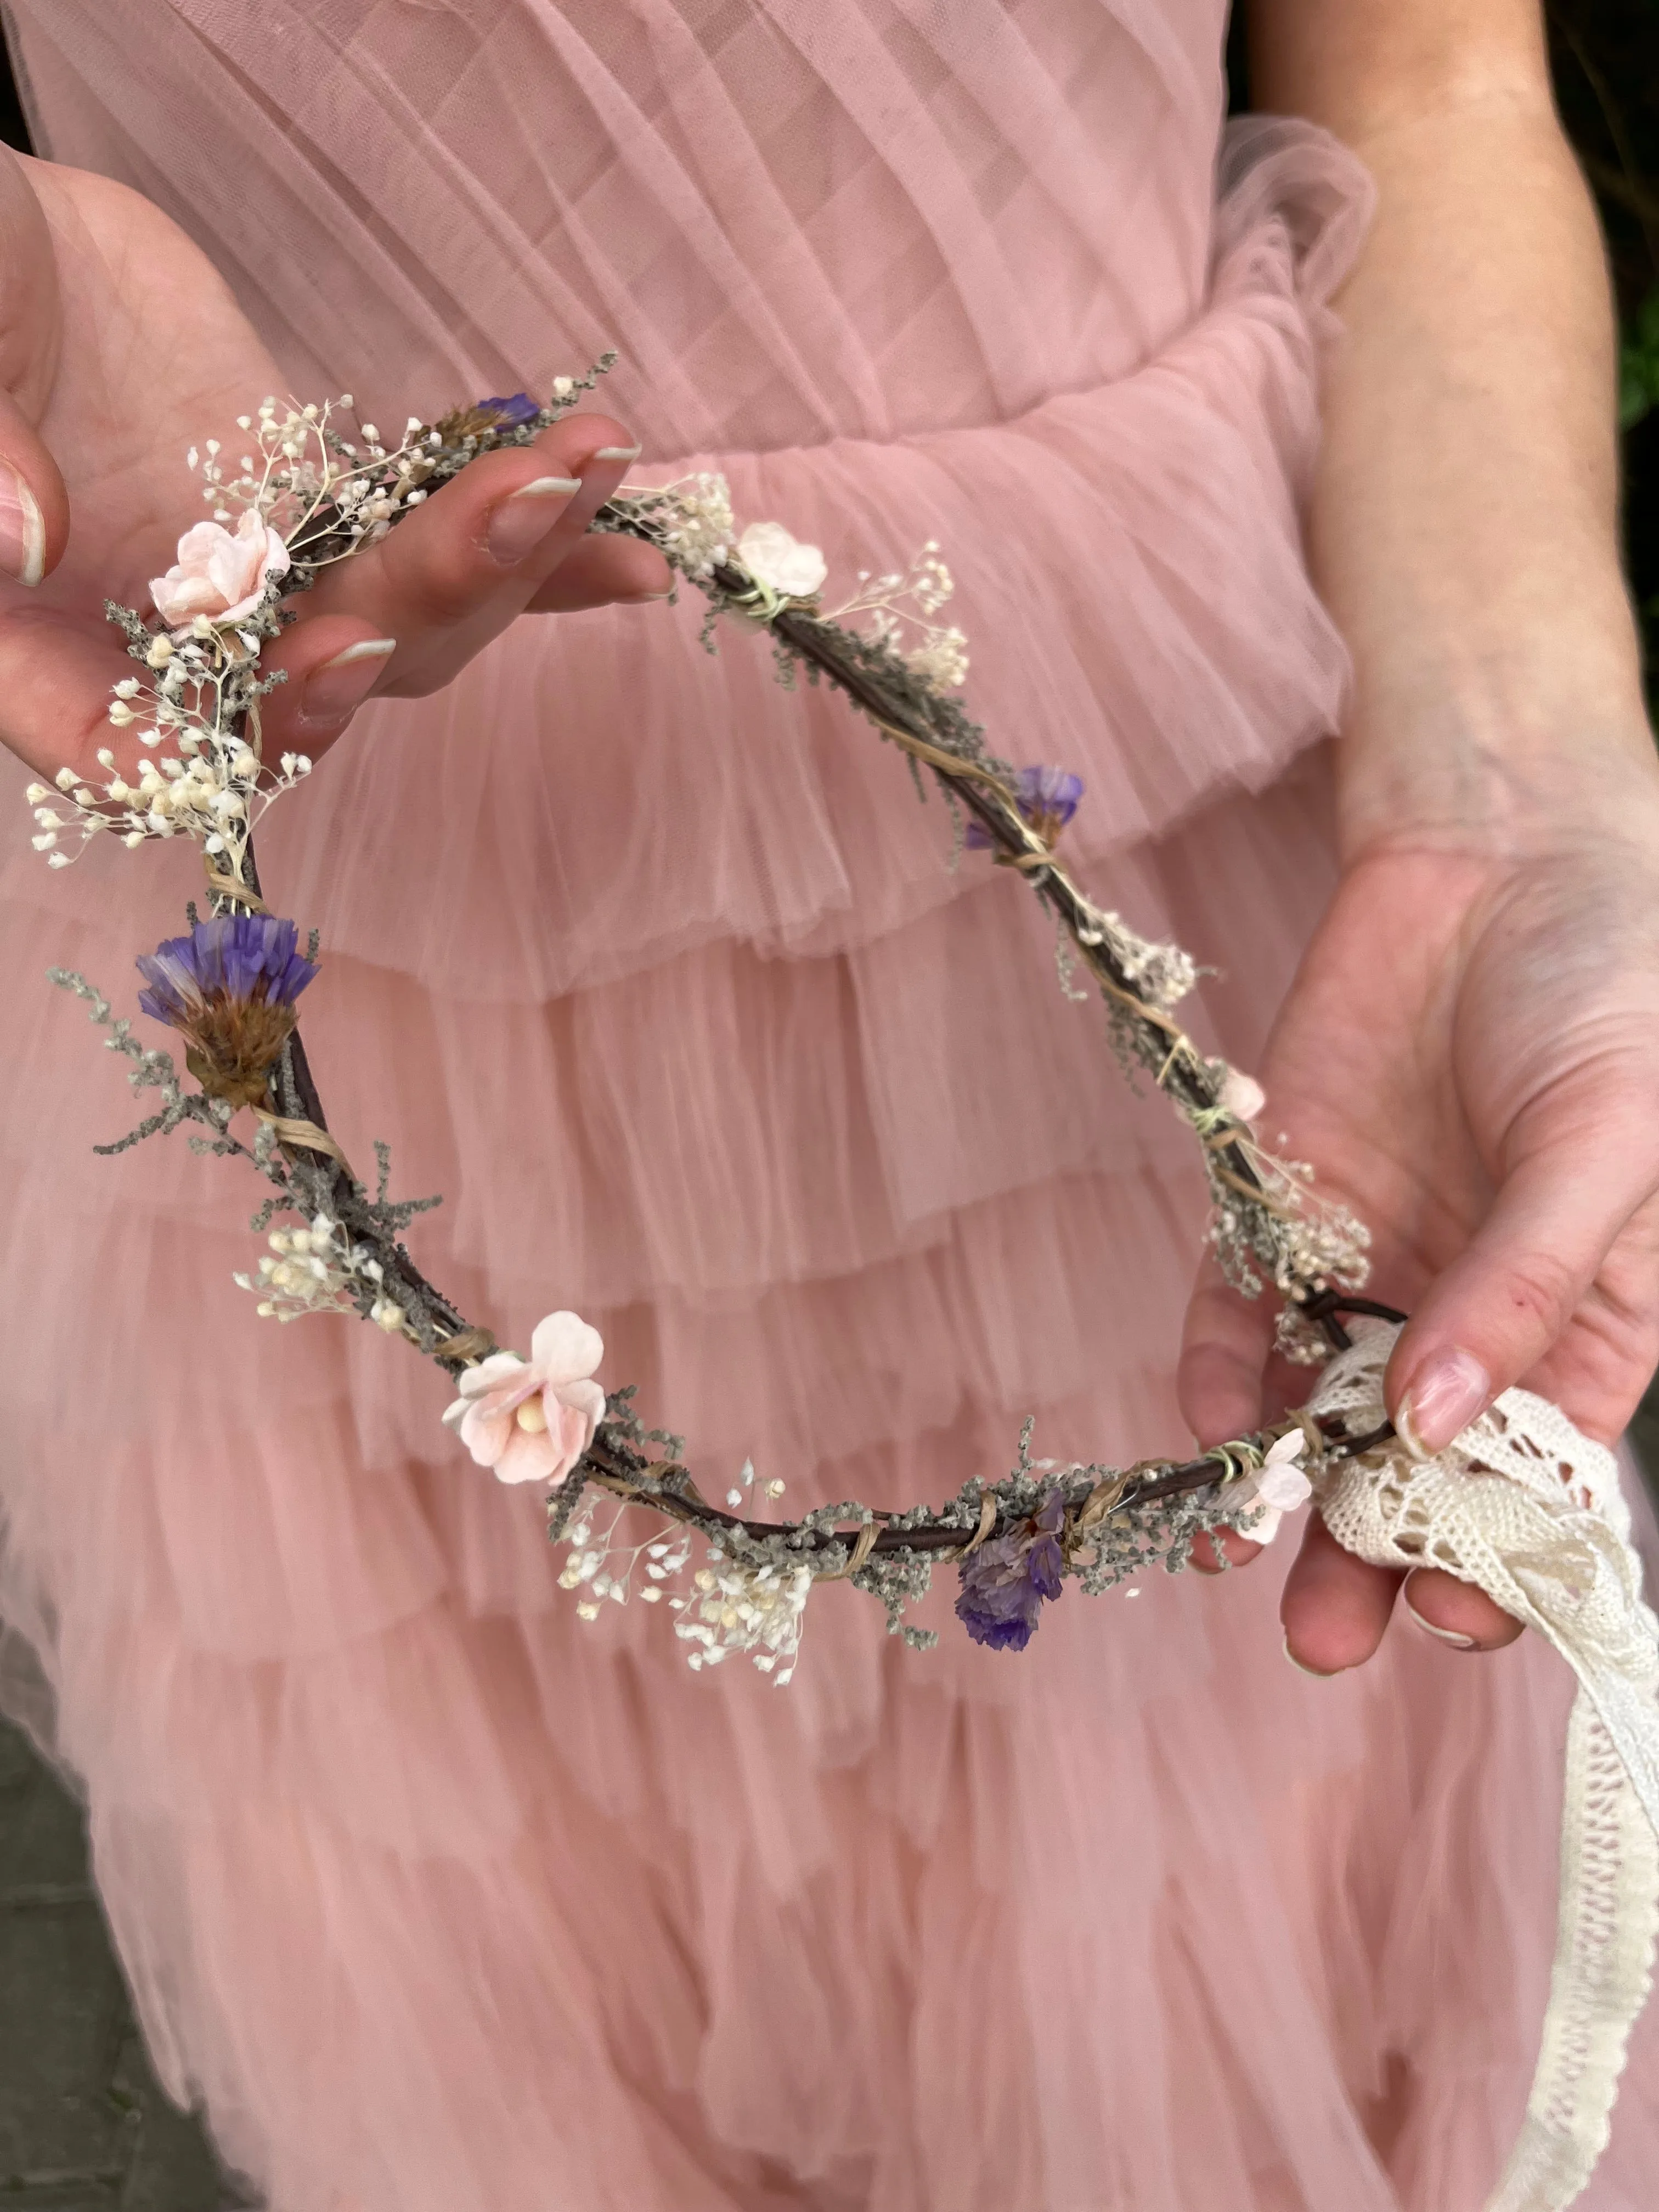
<box><xmin>150</xmin><ymin>509</ymin><xmax>291</xmax><ymax>629</ymax></box>
<box><xmin>475</xmin><ymin>392</ymin><xmax>540</xmax><ymax>429</ymax></box>
<box><xmin>967</xmin><ymin>765</ymin><xmax>1084</xmax><ymax>852</ymax></box>
<box><xmin>674</xmin><ymin>1556</ymin><xmax>813</xmax><ymax>1681</ymax></box>
<box><xmin>442</xmin><ymin>1311</ymin><xmax>605</xmax><ymax>1487</ymax></box>
<box><xmin>956</xmin><ymin>1487</ymin><xmax>1066</xmax><ymax>1651</ymax></box>
<box><xmin>136</xmin><ymin>913</ymin><xmax>316</xmax><ymax>1108</ymax></box>
<box><xmin>736</xmin><ymin>520</ymin><xmax>827</xmax><ymax>599</ymax></box>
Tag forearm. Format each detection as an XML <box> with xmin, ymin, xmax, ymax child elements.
<box><xmin>1251</xmin><ymin>0</ymin><xmax>1654</xmax><ymax>854</ymax></box>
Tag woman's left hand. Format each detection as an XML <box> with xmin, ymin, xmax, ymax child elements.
<box><xmin>1177</xmin><ymin>770</ymin><xmax>1659</xmax><ymax>1673</ymax></box>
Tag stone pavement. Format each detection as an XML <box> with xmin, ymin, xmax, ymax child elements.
<box><xmin>0</xmin><ymin>1717</ymin><xmax>250</xmax><ymax>2210</ymax></box>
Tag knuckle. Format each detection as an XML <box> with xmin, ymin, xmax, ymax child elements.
<box><xmin>1498</xmin><ymin>1247</ymin><xmax>1582</xmax><ymax>1337</ymax></box>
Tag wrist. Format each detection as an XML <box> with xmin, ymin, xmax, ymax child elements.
<box><xmin>1333</xmin><ymin>621</ymin><xmax>1659</xmax><ymax>863</ymax></box>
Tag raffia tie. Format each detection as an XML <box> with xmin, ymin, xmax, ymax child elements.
<box><xmin>204</xmin><ymin>868</ymin><xmax>269</xmax><ymax>912</ymax></box>
<box><xmin>822</xmin><ymin>1519</ymin><xmax>881</xmax><ymax>1580</ymax></box>
<box><xmin>250</xmin><ymin>1104</ymin><xmax>353</xmax><ymax>1172</ymax></box>
<box><xmin>1308</xmin><ymin>1324</ymin><xmax>1659</xmax><ymax>2212</ymax></box>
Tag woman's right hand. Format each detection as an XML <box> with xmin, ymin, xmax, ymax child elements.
<box><xmin>0</xmin><ymin>146</ymin><xmax>670</xmax><ymax>785</ymax></box>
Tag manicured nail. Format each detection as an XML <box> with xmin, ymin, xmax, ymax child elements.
<box><xmin>1282</xmin><ymin>1633</ymin><xmax>1337</xmax><ymax>1679</ymax></box>
<box><xmin>1397</xmin><ymin>1348</ymin><xmax>1491</xmax><ymax>1458</ymax></box>
<box><xmin>298</xmin><ymin>637</ymin><xmax>395</xmax><ymax>729</ymax></box>
<box><xmin>591</xmin><ymin>443</ymin><xmax>641</xmax><ymax>462</ymax></box>
<box><xmin>1405</xmin><ymin>1607</ymin><xmax>1477</xmax><ymax>1650</ymax></box>
<box><xmin>487</xmin><ymin>477</ymin><xmax>581</xmax><ymax>565</ymax></box>
<box><xmin>0</xmin><ymin>464</ymin><xmax>44</xmax><ymax>586</ymax></box>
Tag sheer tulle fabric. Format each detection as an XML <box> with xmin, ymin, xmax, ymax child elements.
<box><xmin>2</xmin><ymin>2</ymin><xmax>1656</xmax><ymax>2205</ymax></box>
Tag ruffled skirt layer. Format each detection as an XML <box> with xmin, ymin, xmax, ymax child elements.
<box><xmin>3</xmin><ymin>121</ymin><xmax>1657</xmax><ymax>2208</ymax></box>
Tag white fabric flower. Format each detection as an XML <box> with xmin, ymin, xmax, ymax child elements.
<box><xmin>150</xmin><ymin>509</ymin><xmax>291</xmax><ymax>629</ymax></box>
<box><xmin>1237</xmin><ymin>1430</ymin><xmax>1312</xmax><ymax>1547</ymax></box>
<box><xmin>736</xmin><ymin>520</ymin><xmax>827</xmax><ymax>599</ymax></box>
<box><xmin>442</xmin><ymin>1311</ymin><xmax>605</xmax><ymax>1488</ymax></box>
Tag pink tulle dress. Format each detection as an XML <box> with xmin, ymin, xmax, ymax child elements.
<box><xmin>0</xmin><ymin>3</ymin><xmax>1654</xmax><ymax>2207</ymax></box>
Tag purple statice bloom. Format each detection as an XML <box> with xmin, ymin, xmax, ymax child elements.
<box><xmin>137</xmin><ymin>915</ymin><xmax>317</xmax><ymax>1109</ymax></box>
<box><xmin>476</xmin><ymin>392</ymin><xmax>540</xmax><ymax>429</ymax></box>
<box><xmin>138</xmin><ymin>914</ymin><xmax>315</xmax><ymax>1028</ymax></box>
<box><xmin>955</xmin><ymin>1487</ymin><xmax>1066</xmax><ymax>1652</ymax></box>
<box><xmin>966</xmin><ymin>764</ymin><xmax>1084</xmax><ymax>853</ymax></box>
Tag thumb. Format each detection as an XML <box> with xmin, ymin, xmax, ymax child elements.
<box><xmin>0</xmin><ymin>146</ymin><xmax>69</xmax><ymax>585</ymax></box>
<box><xmin>1386</xmin><ymin>1067</ymin><xmax>1659</xmax><ymax>1451</ymax></box>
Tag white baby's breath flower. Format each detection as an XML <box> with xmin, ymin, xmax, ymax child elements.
<box><xmin>903</xmin><ymin>626</ymin><xmax>969</xmax><ymax>692</ymax></box>
<box><xmin>674</xmin><ymin>1556</ymin><xmax>812</xmax><ymax>1685</ymax></box>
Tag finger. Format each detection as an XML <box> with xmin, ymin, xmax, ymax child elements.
<box><xmin>249</xmin><ymin>615</ymin><xmax>403</xmax><ymax>760</ymax></box>
<box><xmin>1178</xmin><ymin>1260</ymin><xmax>1277</xmax><ymax>1448</ymax></box>
<box><xmin>0</xmin><ymin>151</ymin><xmax>69</xmax><ymax>585</ymax></box>
<box><xmin>303</xmin><ymin>414</ymin><xmax>648</xmax><ymax>684</ymax></box>
<box><xmin>1281</xmin><ymin>1513</ymin><xmax>1402</xmax><ymax>1674</ymax></box>
<box><xmin>1188</xmin><ymin>1525</ymin><xmax>1266</xmax><ymax>1575</ymax></box>
<box><xmin>1386</xmin><ymin>1081</ymin><xmax>1659</xmax><ymax>1452</ymax></box>
<box><xmin>526</xmin><ymin>531</ymin><xmax>673</xmax><ymax>612</ymax></box>
<box><xmin>1400</xmin><ymin>1566</ymin><xmax>1525</xmax><ymax>1653</ymax></box>
<box><xmin>0</xmin><ymin>600</ymin><xmax>132</xmax><ymax>780</ymax></box>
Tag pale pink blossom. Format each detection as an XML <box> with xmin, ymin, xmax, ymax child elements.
<box><xmin>441</xmin><ymin>1311</ymin><xmax>605</xmax><ymax>1488</ymax></box>
<box><xmin>1218</xmin><ymin>1067</ymin><xmax>1266</xmax><ymax>1125</ymax></box>
<box><xmin>1237</xmin><ymin>1430</ymin><xmax>1312</xmax><ymax>1547</ymax></box>
<box><xmin>737</xmin><ymin>520</ymin><xmax>827</xmax><ymax>599</ymax></box>
<box><xmin>150</xmin><ymin>509</ymin><xmax>291</xmax><ymax>629</ymax></box>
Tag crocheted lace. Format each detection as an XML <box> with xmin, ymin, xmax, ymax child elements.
<box><xmin>1309</xmin><ymin>1327</ymin><xmax>1659</xmax><ymax>2211</ymax></box>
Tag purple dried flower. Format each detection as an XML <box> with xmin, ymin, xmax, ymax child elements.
<box><xmin>955</xmin><ymin>1487</ymin><xmax>1067</xmax><ymax>1652</ymax></box>
<box><xmin>476</xmin><ymin>393</ymin><xmax>540</xmax><ymax>429</ymax></box>
<box><xmin>137</xmin><ymin>914</ymin><xmax>317</xmax><ymax>1108</ymax></box>
<box><xmin>966</xmin><ymin>765</ymin><xmax>1084</xmax><ymax>853</ymax></box>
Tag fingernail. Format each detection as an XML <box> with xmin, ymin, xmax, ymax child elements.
<box><xmin>1405</xmin><ymin>1607</ymin><xmax>1477</xmax><ymax>1650</ymax></box>
<box><xmin>487</xmin><ymin>477</ymin><xmax>582</xmax><ymax>565</ymax></box>
<box><xmin>1283</xmin><ymin>1633</ymin><xmax>1338</xmax><ymax>1679</ymax></box>
<box><xmin>0</xmin><ymin>464</ymin><xmax>45</xmax><ymax>586</ymax></box>
<box><xmin>1397</xmin><ymin>1348</ymin><xmax>1491</xmax><ymax>1458</ymax></box>
<box><xmin>298</xmin><ymin>637</ymin><xmax>395</xmax><ymax>729</ymax></box>
<box><xmin>622</xmin><ymin>587</ymin><xmax>674</xmax><ymax>603</ymax></box>
<box><xmin>591</xmin><ymin>443</ymin><xmax>641</xmax><ymax>462</ymax></box>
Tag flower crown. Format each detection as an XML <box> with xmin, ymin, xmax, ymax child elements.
<box><xmin>34</xmin><ymin>357</ymin><xmax>1383</xmax><ymax>1677</ymax></box>
<box><xmin>35</xmin><ymin>364</ymin><xmax>1659</xmax><ymax>2209</ymax></box>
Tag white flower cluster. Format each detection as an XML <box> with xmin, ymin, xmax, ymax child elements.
<box><xmin>27</xmin><ymin>671</ymin><xmax>310</xmax><ymax>872</ymax></box>
<box><xmin>234</xmin><ymin>1212</ymin><xmax>410</xmax><ymax>1332</ymax></box>
<box><xmin>1207</xmin><ymin>1133</ymin><xmax>1373</xmax><ymax>1320</ymax></box>
<box><xmin>673</xmin><ymin>1555</ymin><xmax>812</xmax><ymax>1682</ymax></box>
<box><xmin>551</xmin><ymin>1457</ymin><xmax>806</xmax><ymax>1680</ymax></box>
<box><xmin>557</xmin><ymin>1507</ymin><xmax>694</xmax><ymax>1618</ymax></box>
<box><xmin>646</xmin><ymin>472</ymin><xmax>736</xmax><ymax>582</ymax></box>
<box><xmin>826</xmin><ymin>542</ymin><xmax>968</xmax><ymax>693</ymax></box>
<box><xmin>1075</xmin><ymin>903</ymin><xmax>1198</xmax><ymax>1015</ymax></box>
<box><xmin>193</xmin><ymin>395</ymin><xmax>439</xmax><ymax>559</ymax></box>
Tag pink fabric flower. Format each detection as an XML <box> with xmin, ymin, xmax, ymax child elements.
<box><xmin>1218</xmin><ymin>1067</ymin><xmax>1266</xmax><ymax>1125</ymax></box>
<box><xmin>1237</xmin><ymin>1431</ymin><xmax>1312</xmax><ymax>1547</ymax></box>
<box><xmin>441</xmin><ymin>1311</ymin><xmax>605</xmax><ymax>1488</ymax></box>
<box><xmin>150</xmin><ymin>509</ymin><xmax>291</xmax><ymax>629</ymax></box>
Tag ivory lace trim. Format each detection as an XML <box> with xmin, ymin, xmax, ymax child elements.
<box><xmin>1308</xmin><ymin>1327</ymin><xmax>1659</xmax><ymax>2210</ymax></box>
